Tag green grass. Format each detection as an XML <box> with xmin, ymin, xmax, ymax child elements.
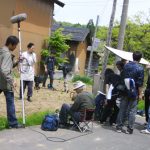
<box><xmin>0</xmin><ymin>117</ymin><xmax>7</xmax><ymax>131</ymax></box>
<box><xmin>137</xmin><ymin>100</ymin><xmax>145</xmax><ymax>110</ymax></box>
<box><xmin>0</xmin><ymin>101</ymin><xmax>145</xmax><ymax>131</ymax></box>
<box><xmin>0</xmin><ymin>110</ymin><xmax>54</xmax><ymax>131</ymax></box>
<box><xmin>72</xmin><ymin>75</ymin><xmax>93</xmax><ymax>85</ymax></box>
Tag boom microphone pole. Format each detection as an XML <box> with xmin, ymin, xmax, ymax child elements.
<box><xmin>10</xmin><ymin>13</ymin><xmax>27</xmax><ymax>126</ymax></box>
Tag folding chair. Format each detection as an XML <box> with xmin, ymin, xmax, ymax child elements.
<box><xmin>72</xmin><ymin>108</ymin><xmax>95</xmax><ymax>132</ymax></box>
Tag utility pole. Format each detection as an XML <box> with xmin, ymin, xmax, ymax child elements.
<box><xmin>87</xmin><ymin>15</ymin><xmax>99</xmax><ymax>76</ymax></box>
<box><xmin>115</xmin><ymin>0</ymin><xmax>129</xmax><ymax>67</ymax></box>
<box><xmin>99</xmin><ymin>0</ymin><xmax>118</xmax><ymax>92</ymax></box>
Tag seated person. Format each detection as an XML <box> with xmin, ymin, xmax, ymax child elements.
<box><xmin>59</xmin><ymin>81</ymin><xmax>95</xmax><ymax>126</ymax></box>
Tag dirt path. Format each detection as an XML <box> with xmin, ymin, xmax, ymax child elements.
<box><xmin>0</xmin><ymin>79</ymin><xmax>92</xmax><ymax>117</ymax></box>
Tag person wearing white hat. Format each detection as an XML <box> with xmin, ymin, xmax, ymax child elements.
<box><xmin>59</xmin><ymin>81</ymin><xmax>94</xmax><ymax>127</ymax></box>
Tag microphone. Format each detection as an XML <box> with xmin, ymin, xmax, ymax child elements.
<box><xmin>10</xmin><ymin>13</ymin><xmax>27</xmax><ymax>24</ymax></box>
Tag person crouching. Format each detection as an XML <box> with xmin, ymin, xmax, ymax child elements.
<box><xmin>59</xmin><ymin>81</ymin><xmax>95</xmax><ymax>127</ymax></box>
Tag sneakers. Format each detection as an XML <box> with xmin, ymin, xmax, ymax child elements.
<box><xmin>110</xmin><ymin>123</ymin><xmax>116</xmax><ymax>126</ymax></box>
<box><xmin>116</xmin><ymin>125</ymin><xmax>134</xmax><ymax>134</ymax></box>
<box><xmin>143</xmin><ymin>122</ymin><xmax>148</xmax><ymax>128</ymax></box>
<box><xmin>116</xmin><ymin>128</ymin><xmax>122</xmax><ymax>133</ymax></box>
<box><xmin>9</xmin><ymin>124</ymin><xmax>25</xmax><ymax>129</ymax></box>
<box><xmin>141</xmin><ymin>129</ymin><xmax>150</xmax><ymax>134</ymax></box>
<box><xmin>125</xmin><ymin>128</ymin><xmax>133</xmax><ymax>134</ymax></box>
<box><xmin>116</xmin><ymin>126</ymin><xmax>122</xmax><ymax>133</ymax></box>
<box><xmin>27</xmin><ymin>96</ymin><xmax>32</xmax><ymax>102</ymax></box>
<box><xmin>20</xmin><ymin>97</ymin><xmax>32</xmax><ymax>102</ymax></box>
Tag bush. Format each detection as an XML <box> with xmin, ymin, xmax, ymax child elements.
<box><xmin>72</xmin><ymin>75</ymin><xmax>93</xmax><ymax>85</ymax></box>
<box><xmin>137</xmin><ymin>100</ymin><xmax>144</xmax><ymax>110</ymax></box>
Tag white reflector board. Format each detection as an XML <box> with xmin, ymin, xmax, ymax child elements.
<box><xmin>105</xmin><ymin>46</ymin><xmax>149</xmax><ymax>65</ymax></box>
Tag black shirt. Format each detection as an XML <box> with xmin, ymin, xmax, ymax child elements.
<box><xmin>146</xmin><ymin>75</ymin><xmax>150</xmax><ymax>89</ymax></box>
<box><xmin>105</xmin><ymin>73</ymin><xmax>122</xmax><ymax>95</ymax></box>
<box><xmin>45</xmin><ymin>56</ymin><xmax>56</xmax><ymax>71</ymax></box>
<box><xmin>105</xmin><ymin>73</ymin><xmax>121</xmax><ymax>87</ymax></box>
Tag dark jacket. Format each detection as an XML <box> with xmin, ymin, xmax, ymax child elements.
<box><xmin>146</xmin><ymin>75</ymin><xmax>150</xmax><ymax>90</ymax></box>
<box><xmin>45</xmin><ymin>56</ymin><xmax>56</xmax><ymax>71</ymax></box>
<box><xmin>70</xmin><ymin>91</ymin><xmax>95</xmax><ymax>112</ymax></box>
<box><xmin>123</xmin><ymin>61</ymin><xmax>144</xmax><ymax>88</ymax></box>
<box><xmin>105</xmin><ymin>73</ymin><xmax>122</xmax><ymax>95</ymax></box>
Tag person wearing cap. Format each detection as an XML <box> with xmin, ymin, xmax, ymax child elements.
<box><xmin>59</xmin><ymin>81</ymin><xmax>95</xmax><ymax>126</ymax></box>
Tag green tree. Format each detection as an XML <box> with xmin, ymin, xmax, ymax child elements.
<box><xmin>96</xmin><ymin>26</ymin><xmax>108</xmax><ymax>41</ymax></box>
<box><xmin>87</xmin><ymin>19</ymin><xmax>95</xmax><ymax>42</ymax></box>
<box><xmin>124</xmin><ymin>15</ymin><xmax>150</xmax><ymax>60</ymax></box>
<box><xmin>41</xmin><ymin>28</ymin><xmax>71</xmax><ymax>64</ymax></box>
<box><xmin>96</xmin><ymin>12</ymin><xmax>150</xmax><ymax>61</ymax></box>
<box><xmin>56</xmin><ymin>21</ymin><xmax>86</xmax><ymax>28</ymax></box>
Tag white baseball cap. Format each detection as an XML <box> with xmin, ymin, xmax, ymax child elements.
<box><xmin>73</xmin><ymin>81</ymin><xmax>85</xmax><ymax>90</ymax></box>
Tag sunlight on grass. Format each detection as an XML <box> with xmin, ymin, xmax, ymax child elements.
<box><xmin>0</xmin><ymin>110</ymin><xmax>54</xmax><ymax>130</ymax></box>
<box><xmin>72</xmin><ymin>75</ymin><xmax>93</xmax><ymax>85</ymax></box>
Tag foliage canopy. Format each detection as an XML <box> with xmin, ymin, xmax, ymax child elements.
<box><xmin>96</xmin><ymin>12</ymin><xmax>150</xmax><ymax>61</ymax></box>
<box><xmin>41</xmin><ymin>28</ymin><xmax>71</xmax><ymax>64</ymax></box>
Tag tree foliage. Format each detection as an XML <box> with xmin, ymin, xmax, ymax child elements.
<box><xmin>56</xmin><ymin>21</ymin><xmax>86</xmax><ymax>28</ymax></box>
<box><xmin>41</xmin><ymin>28</ymin><xmax>71</xmax><ymax>64</ymax></box>
<box><xmin>96</xmin><ymin>12</ymin><xmax>150</xmax><ymax>61</ymax></box>
<box><xmin>86</xmin><ymin>19</ymin><xmax>95</xmax><ymax>42</ymax></box>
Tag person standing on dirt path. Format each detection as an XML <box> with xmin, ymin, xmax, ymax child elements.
<box><xmin>43</xmin><ymin>51</ymin><xmax>56</xmax><ymax>90</ymax></box>
<box><xmin>0</xmin><ymin>36</ymin><xmax>23</xmax><ymax>128</ymax></box>
<box><xmin>20</xmin><ymin>43</ymin><xmax>36</xmax><ymax>102</ymax></box>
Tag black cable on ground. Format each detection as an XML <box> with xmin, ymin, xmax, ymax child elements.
<box><xmin>29</xmin><ymin>127</ymin><xmax>93</xmax><ymax>142</ymax></box>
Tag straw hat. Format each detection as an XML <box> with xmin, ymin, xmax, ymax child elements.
<box><xmin>73</xmin><ymin>81</ymin><xmax>85</xmax><ymax>90</ymax></box>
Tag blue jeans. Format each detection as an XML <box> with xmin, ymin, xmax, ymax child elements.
<box><xmin>116</xmin><ymin>96</ymin><xmax>137</xmax><ymax>130</ymax></box>
<box><xmin>59</xmin><ymin>103</ymin><xmax>80</xmax><ymax>125</ymax></box>
<box><xmin>147</xmin><ymin>106</ymin><xmax>150</xmax><ymax>131</ymax></box>
<box><xmin>4</xmin><ymin>91</ymin><xmax>18</xmax><ymax>126</ymax></box>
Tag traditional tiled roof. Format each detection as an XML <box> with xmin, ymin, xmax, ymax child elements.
<box><xmin>52</xmin><ymin>24</ymin><xmax>90</xmax><ymax>42</ymax></box>
<box><xmin>43</xmin><ymin>0</ymin><xmax>65</xmax><ymax>7</ymax></box>
<box><xmin>52</xmin><ymin>0</ymin><xmax>65</xmax><ymax>7</ymax></box>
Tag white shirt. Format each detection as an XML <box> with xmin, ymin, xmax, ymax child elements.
<box><xmin>21</xmin><ymin>51</ymin><xmax>36</xmax><ymax>81</ymax></box>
